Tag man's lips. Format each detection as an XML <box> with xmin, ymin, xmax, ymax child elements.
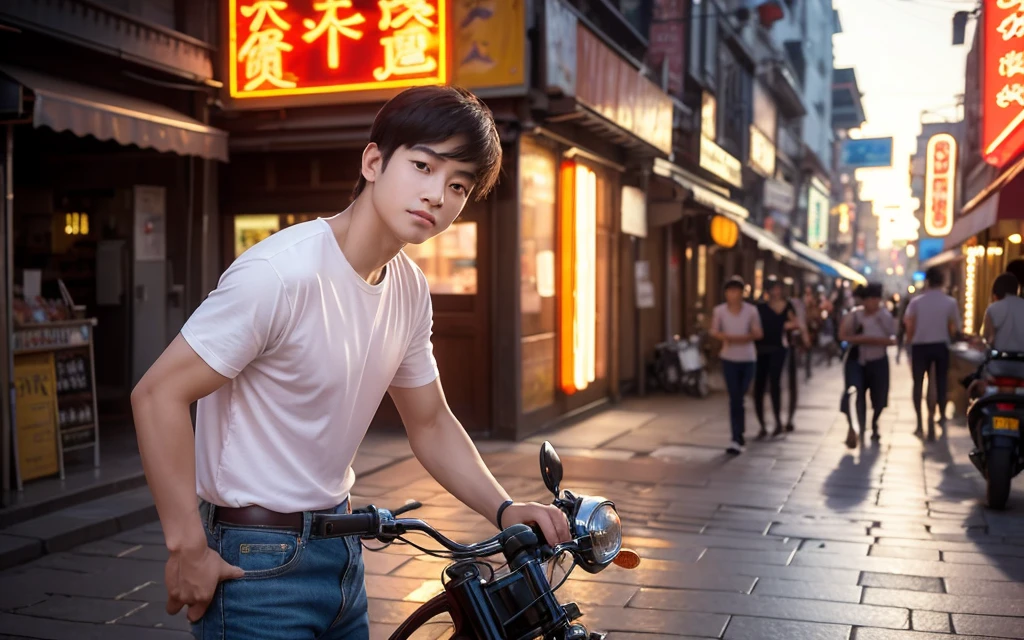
<box><xmin>408</xmin><ymin>210</ymin><xmax>436</xmax><ymax>226</ymax></box>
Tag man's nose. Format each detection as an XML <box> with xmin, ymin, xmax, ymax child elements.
<box><xmin>421</xmin><ymin>177</ymin><xmax>444</xmax><ymax>208</ymax></box>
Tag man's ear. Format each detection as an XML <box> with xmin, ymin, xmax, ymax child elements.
<box><xmin>361</xmin><ymin>142</ymin><xmax>383</xmax><ymax>185</ymax></box>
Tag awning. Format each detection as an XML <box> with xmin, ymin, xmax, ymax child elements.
<box><xmin>920</xmin><ymin>248</ymin><xmax>965</xmax><ymax>271</ymax></box>
<box><xmin>792</xmin><ymin>241</ymin><xmax>868</xmax><ymax>285</ymax></box>
<box><xmin>736</xmin><ymin>218</ymin><xmax>820</xmax><ymax>272</ymax></box>
<box><xmin>653</xmin><ymin>158</ymin><xmax>750</xmax><ymax>220</ymax></box>
<box><xmin>944</xmin><ymin>152</ymin><xmax>1024</xmax><ymax>249</ymax></box>
<box><xmin>1</xmin><ymin>65</ymin><xmax>228</xmax><ymax>162</ymax></box>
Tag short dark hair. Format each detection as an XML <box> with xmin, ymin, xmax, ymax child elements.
<box><xmin>1006</xmin><ymin>259</ymin><xmax>1024</xmax><ymax>293</ymax></box>
<box><xmin>853</xmin><ymin>284</ymin><xmax>867</xmax><ymax>299</ymax></box>
<box><xmin>993</xmin><ymin>272</ymin><xmax>1020</xmax><ymax>298</ymax></box>
<box><xmin>724</xmin><ymin>276</ymin><xmax>745</xmax><ymax>292</ymax></box>
<box><xmin>925</xmin><ymin>266</ymin><xmax>944</xmax><ymax>287</ymax></box>
<box><xmin>864</xmin><ymin>283</ymin><xmax>884</xmax><ymax>299</ymax></box>
<box><xmin>765</xmin><ymin>275</ymin><xmax>782</xmax><ymax>290</ymax></box>
<box><xmin>353</xmin><ymin>85</ymin><xmax>502</xmax><ymax>201</ymax></box>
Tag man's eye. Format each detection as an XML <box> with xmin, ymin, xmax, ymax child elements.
<box><xmin>413</xmin><ymin>161</ymin><xmax>429</xmax><ymax>172</ymax></box>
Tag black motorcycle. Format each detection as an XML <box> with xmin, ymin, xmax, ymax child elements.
<box><xmin>313</xmin><ymin>442</ymin><xmax>640</xmax><ymax>639</ymax></box>
<box><xmin>964</xmin><ymin>350</ymin><xmax>1024</xmax><ymax>509</ymax></box>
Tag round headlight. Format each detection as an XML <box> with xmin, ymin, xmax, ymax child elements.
<box><xmin>586</xmin><ymin>503</ymin><xmax>622</xmax><ymax>565</ymax></box>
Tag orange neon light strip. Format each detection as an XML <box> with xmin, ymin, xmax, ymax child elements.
<box><xmin>558</xmin><ymin>160</ymin><xmax>577</xmax><ymax>395</ymax></box>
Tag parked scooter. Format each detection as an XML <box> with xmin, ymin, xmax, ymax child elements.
<box><xmin>963</xmin><ymin>350</ymin><xmax>1024</xmax><ymax>510</ymax></box>
<box><xmin>651</xmin><ymin>334</ymin><xmax>710</xmax><ymax>398</ymax></box>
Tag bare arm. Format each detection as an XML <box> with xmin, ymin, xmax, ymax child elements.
<box><xmin>131</xmin><ymin>335</ymin><xmax>243</xmax><ymax>620</ymax></box>
<box><xmin>389</xmin><ymin>379</ymin><xmax>571</xmax><ymax>545</ymax></box>
<box><xmin>981</xmin><ymin>309</ymin><xmax>995</xmax><ymax>347</ymax></box>
<box><xmin>132</xmin><ymin>335</ymin><xmax>229</xmax><ymax>552</ymax></box>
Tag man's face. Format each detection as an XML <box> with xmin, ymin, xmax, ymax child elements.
<box><xmin>363</xmin><ymin>137</ymin><xmax>477</xmax><ymax>244</ymax></box>
<box><xmin>864</xmin><ymin>296</ymin><xmax>881</xmax><ymax>313</ymax></box>
<box><xmin>725</xmin><ymin>287</ymin><xmax>743</xmax><ymax>304</ymax></box>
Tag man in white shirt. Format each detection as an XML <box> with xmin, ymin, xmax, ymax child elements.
<box><xmin>131</xmin><ymin>86</ymin><xmax>570</xmax><ymax>640</ymax></box>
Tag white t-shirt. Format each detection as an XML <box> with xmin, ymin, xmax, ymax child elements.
<box><xmin>181</xmin><ymin>218</ymin><xmax>438</xmax><ymax>513</ymax></box>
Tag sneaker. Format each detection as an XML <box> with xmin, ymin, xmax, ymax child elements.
<box><xmin>726</xmin><ymin>441</ymin><xmax>744</xmax><ymax>455</ymax></box>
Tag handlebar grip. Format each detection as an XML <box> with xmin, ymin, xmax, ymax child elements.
<box><xmin>318</xmin><ymin>512</ymin><xmax>379</xmax><ymax>537</ymax></box>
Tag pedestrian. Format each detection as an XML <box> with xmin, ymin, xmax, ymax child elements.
<box><xmin>130</xmin><ymin>86</ymin><xmax>571</xmax><ymax>639</ymax></box>
<box><xmin>839</xmin><ymin>285</ymin><xmax>866</xmax><ymax>447</ymax></box>
<box><xmin>710</xmin><ymin>276</ymin><xmax>763</xmax><ymax>455</ymax></box>
<box><xmin>904</xmin><ymin>266</ymin><xmax>962</xmax><ymax>440</ymax></box>
<box><xmin>803</xmin><ymin>285</ymin><xmax>821</xmax><ymax>380</ymax></box>
<box><xmin>839</xmin><ymin>283</ymin><xmax>896</xmax><ymax>445</ymax></box>
<box><xmin>785</xmin><ymin>282</ymin><xmax>810</xmax><ymax>431</ymax></box>
<box><xmin>753</xmin><ymin>276</ymin><xmax>804</xmax><ymax>438</ymax></box>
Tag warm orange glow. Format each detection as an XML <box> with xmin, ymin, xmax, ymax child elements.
<box><xmin>924</xmin><ymin>133</ymin><xmax>956</xmax><ymax>237</ymax></box>
<box><xmin>982</xmin><ymin>0</ymin><xmax>1024</xmax><ymax>167</ymax></box>
<box><xmin>229</xmin><ymin>0</ymin><xmax>448</xmax><ymax>99</ymax></box>
<box><xmin>557</xmin><ymin>160</ymin><xmax>597</xmax><ymax>395</ymax></box>
<box><xmin>710</xmin><ymin>215</ymin><xmax>738</xmax><ymax>248</ymax></box>
<box><xmin>558</xmin><ymin>160</ymin><xmax>577</xmax><ymax>395</ymax></box>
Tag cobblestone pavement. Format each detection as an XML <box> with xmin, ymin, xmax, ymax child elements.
<box><xmin>2</xmin><ymin>357</ymin><xmax>1024</xmax><ymax>639</ymax></box>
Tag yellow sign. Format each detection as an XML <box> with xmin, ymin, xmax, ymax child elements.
<box><xmin>451</xmin><ymin>0</ymin><xmax>525</xmax><ymax>89</ymax></box>
<box><xmin>14</xmin><ymin>353</ymin><xmax>60</xmax><ymax>481</ymax></box>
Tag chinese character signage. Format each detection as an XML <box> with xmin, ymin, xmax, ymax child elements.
<box><xmin>982</xmin><ymin>0</ymin><xmax>1024</xmax><ymax>167</ymax></box>
<box><xmin>451</xmin><ymin>0</ymin><xmax>525</xmax><ymax>90</ymax></box>
<box><xmin>806</xmin><ymin>179</ymin><xmax>830</xmax><ymax>249</ymax></box>
<box><xmin>229</xmin><ymin>0</ymin><xmax>447</xmax><ymax>99</ymax></box>
<box><xmin>923</xmin><ymin>133</ymin><xmax>957</xmax><ymax>237</ymax></box>
<box><xmin>839</xmin><ymin>137</ymin><xmax>893</xmax><ymax>169</ymax></box>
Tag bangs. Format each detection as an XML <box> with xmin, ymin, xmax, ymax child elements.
<box><xmin>354</xmin><ymin>85</ymin><xmax>502</xmax><ymax>200</ymax></box>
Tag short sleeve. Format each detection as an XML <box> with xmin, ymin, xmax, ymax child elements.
<box><xmin>390</xmin><ymin>294</ymin><xmax>439</xmax><ymax>389</ymax></box>
<box><xmin>905</xmin><ymin>297</ymin><xmax>918</xmax><ymax>320</ymax></box>
<box><xmin>181</xmin><ymin>259</ymin><xmax>292</xmax><ymax>379</ymax></box>
<box><xmin>711</xmin><ymin>306</ymin><xmax>723</xmax><ymax>333</ymax></box>
<box><xmin>748</xmin><ymin>305</ymin><xmax>763</xmax><ymax>332</ymax></box>
<box><xmin>949</xmin><ymin>298</ymin><xmax>963</xmax><ymax>330</ymax></box>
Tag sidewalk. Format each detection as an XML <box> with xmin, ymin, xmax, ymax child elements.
<box><xmin>2</xmin><ymin>358</ymin><xmax>1024</xmax><ymax>639</ymax></box>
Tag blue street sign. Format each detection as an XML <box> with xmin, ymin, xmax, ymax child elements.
<box><xmin>918</xmin><ymin>238</ymin><xmax>945</xmax><ymax>263</ymax></box>
<box><xmin>840</xmin><ymin>137</ymin><xmax>894</xmax><ymax>169</ymax></box>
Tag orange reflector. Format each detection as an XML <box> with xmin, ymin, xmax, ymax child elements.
<box><xmin>613</xmin><ymin>549</ymin><xmax>641</xmax><ymax>569</ymax></box>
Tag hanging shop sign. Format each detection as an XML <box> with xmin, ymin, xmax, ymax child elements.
<box><xmin>923</xmin><ymin>132</ymin><xmax>957</xmax><ymax>237</ymax></box>
<box><xmin>982</xmin><ymin>0</ymin><xmax>1024</xmax><ymax>167</ymax></box>
<box><xmin>700</xmin><ymin>135</ymin><xmax>742</xmax><ymax>187</ymax></box>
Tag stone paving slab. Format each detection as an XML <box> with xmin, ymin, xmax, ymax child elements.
<box><xmin>2</xmin><ymin>358</ymin><xmax>1024</xmax><ymax>638</ymax></box>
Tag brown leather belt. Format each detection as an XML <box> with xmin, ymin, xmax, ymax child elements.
<box><xmin>213</xmin><ymin>499</ymin><xmax>351</xmax><ymax>533</ymax></box>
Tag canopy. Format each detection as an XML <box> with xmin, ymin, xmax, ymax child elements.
<box><xmin>1</xmin><ymin>65</ymin><xmax>228</xmax><ymax>162</ymax></box>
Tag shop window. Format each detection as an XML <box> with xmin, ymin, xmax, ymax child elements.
<box><xmin>403</xmin><ymin>222</ymin><xmax>478</xmax><ymax>294</ymax></box>
<box><xmin>520</xmin><ymin>137</ymin><xmax>559</xmax><ymax>413</ymax></box>
<box><xmin>233</xmin><ymin>214</ymin><xmax>324</xmax><ymax>258</ymax></box>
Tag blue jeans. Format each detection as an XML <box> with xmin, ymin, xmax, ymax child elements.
<box><xmin>192</xmin><ymin>500</ymin><xmax>368</xmax><ymax>640</ymax></box>
<box><xmin>722</xmin><ymin>360</ymin><xmax>756</xmax><ymax>443</ymax></box>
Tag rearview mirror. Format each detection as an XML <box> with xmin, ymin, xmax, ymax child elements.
<box><xmin>539</xmin><ymin>441</ymin><xmax>563</xmax><ymax>497</ymax></box>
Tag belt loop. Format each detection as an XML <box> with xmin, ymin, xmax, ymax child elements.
<box><xmin>301</xmin><ymin>509</ymin><xmax>313</xmax><ymax>544</ymax></box>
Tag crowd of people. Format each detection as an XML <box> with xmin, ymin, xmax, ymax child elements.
<box><xmin>708</xmin><ymin>259</ymin><xmax>1024</xmax><ymax>455</ymax></box>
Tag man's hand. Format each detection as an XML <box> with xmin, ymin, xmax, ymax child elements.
<box><xmin>502</xmin><ymin>502</ymin><xmax>573</xmax><ymax>546</ymax></box>
<box><xmin>165</xmin><ymin>541</ymin><xmax>244</xmax><ymax>622</ymax></box>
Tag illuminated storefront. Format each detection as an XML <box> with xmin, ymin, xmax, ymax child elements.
<box><xmin>217</xmin><ymin>1</ymin><xmax>672</xmax><ymax>438</ymax></box>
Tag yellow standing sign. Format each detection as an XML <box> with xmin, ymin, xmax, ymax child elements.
<box><xmin>14</xmin><ymin>352</ymin><xmax>60</xmax><ymax>481</ymax></box>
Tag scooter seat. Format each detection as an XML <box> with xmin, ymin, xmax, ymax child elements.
<box><xmin>987</xmin><ymin>359</ymin><xmax>1024</xmax><ymax>379</ymax></box>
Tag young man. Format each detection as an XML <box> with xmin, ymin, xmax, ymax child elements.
<box><xmin>131</xmin><ymin>86</ymin><xmax>571</xmax><ymax>640</ymax></box>
<box><xmin>904</xmin><ymin>267</ymin><xmax>962</xmax><ymax>439</ymax></box>
<box><xmin>710</xmin><ymin>276</ymin><xmax>763</xmax><ymax>455</ymax></box>
<box><xmin>839</xmin><ymin>283</ymin><xmax>896</xmax><ymax>445</ymax></box>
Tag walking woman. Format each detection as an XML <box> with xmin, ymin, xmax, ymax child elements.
<box><xmin>710</xmin><ymin>276</ymin><xmax>763</xmax><ymax>455</ymax></box>
<box><xmin>754</xmin><ymin>276</ymin><xmax>804</xmax><ymax>438</ymax></box>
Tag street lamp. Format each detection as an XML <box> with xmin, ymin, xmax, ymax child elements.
<box><xmin>1010</xmin><ymin>233</ymin><xmax>1023</xmax><ymax>245</ymax></box>
<box><xmin>906</xmin><ymin>244</ymin><xmax>917</xmax><ymax>258</ymax></box>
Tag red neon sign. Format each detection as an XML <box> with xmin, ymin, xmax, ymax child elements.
<box><xmin>982</xmin><ymin>0</ymin><xmax>1024</xmax><ymax>167</ymax></box>
<box><xmin>228</xmin><ymin>0</ymin><xmax>447</xmax><ymax>99</ymax></box>
<box><xmin>924</xmin><ymin>133</ymin><xmax>956</xmax><ymax>237</ymax></box>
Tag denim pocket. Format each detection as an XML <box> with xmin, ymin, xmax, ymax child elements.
<box><xmin>219</xmin><ymin>527</ymin><xmax>304</xmax><ymax>580</ymax></box>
